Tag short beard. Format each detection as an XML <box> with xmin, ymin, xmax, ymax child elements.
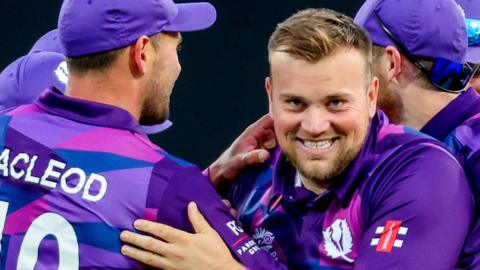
<box><xmin>373</xmin><ymin>66</ymin><xmax>403</xmax><ymax>124</ymax></box>
<box><xmin>139</xmin><ymin>78</ymin><xmax>169</xmax><ymax>125</ymax></box>
<box><xmin>139</xmin><ymin>101</ymin><xmax>169</xmax><ymax>125</ymax></box>
<box><xmin>285</xmin><ymin>145</ymin><xmax>360</xmax><ymax>189</ymax></box>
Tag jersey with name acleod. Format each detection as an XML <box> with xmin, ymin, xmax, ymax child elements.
<box><xmin>228</xmin><ymin>111</ymin><xmax>473</xmax><ymax>270</ymax></box>
<box><xmin>0</xmin><ymin>88</ymin><xmax>284</xmax><ymax>269</ymax></box>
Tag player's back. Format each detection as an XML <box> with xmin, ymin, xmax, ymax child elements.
<box><xmin>0</xmin><ymin>100</ymin><xmax>165</xmax><ymax>269</ymax></box>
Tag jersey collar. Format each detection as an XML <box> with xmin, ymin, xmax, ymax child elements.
<box><xmin>35</xmin><ymin>88</ymin><xmax>146</xmax><ymax>135</ymax></box>
<box><xmin>421</xmin><ymin>88</ymin><xmax>480</xmax><ymax>141</ymax></box>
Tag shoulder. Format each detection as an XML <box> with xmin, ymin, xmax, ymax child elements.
<box><xmin>151</xmin><ymin>149</ymin><xmax>207</xmax><ymax>185</ymax></box>
<box><xmin>445</xmin><ymin>113</ymin><xmax>480</xmax><ymax>161</ymax></box>
<box><xmin>362</xmin><ymin>119</ymin><xmax>467</xmax><ymax>204</ymax></box>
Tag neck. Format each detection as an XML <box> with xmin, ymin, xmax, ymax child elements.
<box><xmin>66</xmin><ymin>70</ymin><xmax>143</xmax><ymax>121</ymax></box>
<box><xmin>399</xmin><ymin>83</ymin><xmax>458</xmax><ymax>130</ymax></box>
<box><xmin>298</xmin><ymin>172</ymin><xmax>330</xmax><ymax>195</ymax></box>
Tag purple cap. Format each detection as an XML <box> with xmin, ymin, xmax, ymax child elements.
<box><xmin>0</xmin><ymin>51</ymin><xmax>67</xmax><ymax>111</ymax></box>
<box><xmin>354</xmin><ymin>0</ymin><xmax>467</xmax><ymax>62</ymax></box>
<box><xmin>456</xmin><ymin>0</ymin><xmax>480</xmax><ymax>63</ymax></box>
<box><xmin>29</xmin><ymin>29</ymin><xmax>63</xmax><ymax>54</ymax></box>
<box><xmin>58</xmin><ymin>0</ymin><xmax>217</xmax><ymax>57</ymax></box>
<box><xmin>0</xmin><ymin>50</ymin><xmax>172</xmax><ymax>133</ymax></box>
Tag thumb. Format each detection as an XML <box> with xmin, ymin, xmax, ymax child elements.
<box><xmin>242</xmin><ymin>149</ymin><xmax>270</xmax><ymax>165</ymax></box>
<box><xmin>187</xmin><ymin>202</ymin><xmax>212</xmax><ymax>234</ymax></box>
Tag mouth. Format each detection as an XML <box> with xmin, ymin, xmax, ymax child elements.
<box><xmin>302</xmin><ymin>139</ymin><xmax>333</xmax><ymax>149</ymax></box>
<box><xmin>297</xmin><ymin>137</ymin><xmax>338</xmax><ymax>154</ymax></box>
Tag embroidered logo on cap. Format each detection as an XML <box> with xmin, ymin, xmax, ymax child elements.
<box><xmin>323</xmin><ymin>219</ymin><xmax>354</xmax><ymax>263</ymax></box>
<box><xmin>370</xmin><ymin>220</ymin><xmax>408</xmax><ymax>252</ymax></box>
<box><xmin>54</xmin><ymin>61</ymin><xmax>69</xmax><ymax>85</ymax></box>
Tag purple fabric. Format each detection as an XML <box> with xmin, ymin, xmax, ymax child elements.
<box><xmin>432</xmin><ymin>88</ymin><xmax>480</xmax><ymax>269</ymax></box>
<box><xmin>0</xmin><ymin>52</ymin><xmax>171</xmax><ymax>133</ymax></box>
<box><xmin>0</xmin><ymin>52</ymin><xmax>66</xmax><ymax>111</ymax></box>
<box><xmin>228</xmin><ymin>111</ymin><xmax>473</xmax><ymax>269</ymax></box>
<box><xmin>29</xmin><ymin>29</ymin><xmax>63</xmax><ymax>54</ymax></box>
<box><xmin>354</xmin><ymin>0</ymin><xmax>467</xmax><ymax>62</ymax></box>
<box><xmin>58</xmin><ymin>0</ymin><xmax>216</xmax><ymax>57</ymax></box>
<box><xmin>421</xmin><ymin>88</ymin><xmax>480</xmax><ymax>141</ymax></box>
<box><xmin>0</xmin><ymin>89</ymin><xmax>287</xmax><ymax>269</ymax></box>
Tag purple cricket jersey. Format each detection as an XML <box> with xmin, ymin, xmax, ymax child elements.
<box><xmin>0</xmin><ymin>88</ymin><xmax>286</xmax><ymax>269</ymax></box>
<box><xmin>421</xmin><ymin>87</ymin><xmax>480</xmax><ymax>269</ymax></box>
<box><xmin>227</xmin><ymin>111</ymin><xmax>473</xmax><ymax>270</ymax></box>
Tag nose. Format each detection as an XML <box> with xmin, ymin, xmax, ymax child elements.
<box><xmin>300</xmin><ymin>108</ymin><xmax>331</xmax><ymax>137</ymax></box>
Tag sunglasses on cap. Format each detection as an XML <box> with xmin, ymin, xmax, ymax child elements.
<box><xmin>374</xmin><ymin>12</ymin><xmax>479</xmax><ymax>93</ymax></box>
<box><xmin>466</xmin><ymin>18</ymin><xmax>480</xmax><ymax>47</ymax></box>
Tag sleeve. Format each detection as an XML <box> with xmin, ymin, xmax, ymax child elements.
<box><xmin>354</xmin><ymin>144</ymin><xmax>474</xmax><ymax>270</ymax></box>
<box><xmin>150</xmin><ymin>164</ymin><xmax>289</xmax><ymax>270</ymax></box>
<box><xmin>455</xmin><ymin>150</ymin><xmax>480</xmax><ymax>269</ymax></box>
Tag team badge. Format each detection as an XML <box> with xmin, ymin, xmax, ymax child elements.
<box><xmin>323</xmin><ymin>219</ymin><xmax>354</xmax><ymax>263</ymax></box>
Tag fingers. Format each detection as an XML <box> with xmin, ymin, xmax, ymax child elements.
<box><xmin>187</xmin><ymin>202</ymin><xmax>212</xmax><ymax>234</ymax></box>
<box><xmin>121</xmin><ymin>244</ymin><xmax>172</xmax><ymax>269</ymax></box>
<box><xmin>222</xmin><ymin>199</ymin><xmax>238</xmax><ymax>217</ymax></box>
<box><xmin>242</xmin><ymin>149</ymin><xmax>270</xmax><ymax>165</ymax></box>
<box><xmin>120</xmin><ymin>230</ymin><xmax>169</xmax><ymax>253</ymax></box>
<box><xmin>222</xmin><ymin>199</ymin><xmax>232</xmax><ymax>208</ymax></box>
<box><xmin>131</xmin><ymin>219</ymin><xmax>188</xmax><ymax>243</ymax></box>
<box><xmin>252</xmin><ymin>114</ymin><xmax>273</xmax><ymax>130</ymax></box>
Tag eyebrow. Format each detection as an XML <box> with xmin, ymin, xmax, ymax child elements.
<box><xmin>279</xmin><ymin>93</ymin><xmax>303</xmax><ymax>100</ymax></box>
<box><xmin>324</xmin><ymin>93</ymin><xmax>355</xmax><ymax>100</ymax></box>
<box><xmin>279</xmin><ymin>92</ymin><xmax>355</xmax><ymax>101</ymax></box>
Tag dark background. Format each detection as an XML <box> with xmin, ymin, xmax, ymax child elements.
<box><xmin>0</xmin><ymin>0</ymin><xmax>364</xmax><ymax>168</ymax></box>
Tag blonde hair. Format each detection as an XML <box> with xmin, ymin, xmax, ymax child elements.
<box><xmin>268</xmin><ymin>8</ymin><xmax>373</xmax><ymax>83</ymax></box>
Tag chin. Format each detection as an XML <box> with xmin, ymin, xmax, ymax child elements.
<box><xmin>298</xmin><ymin>161</ymin><xmax>336</xmax><ymax>180</ymax></box>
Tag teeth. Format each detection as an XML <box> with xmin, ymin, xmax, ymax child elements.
<box><xmin>303</xmin><ymin>140</ymin><xmax>332</xmax><ymax>149</ymax></box>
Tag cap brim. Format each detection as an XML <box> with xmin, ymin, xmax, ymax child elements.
<box><xmin>142</xmin><ymin>120</ymin><xmax>173</xmax><ymax>134</ymax></box>
<box><xmin>163</xmin><ymin>2</ymin><xmax>216</xmax><ymax>32</ymax></box>
<box><xmin>466</xmin><ymin>47</ymin><xmax>480</xmax><ymax>64</ymax></box>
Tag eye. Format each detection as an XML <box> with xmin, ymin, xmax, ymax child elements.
<box><xmin>328</xmin><ymin>99</ymin><xmax>344</xmax><ymax>109</ymax></box>
<box><xmin>288</xmin><ymin>99</ymin><xmax>304</xmax><ymax>109</ymax></box>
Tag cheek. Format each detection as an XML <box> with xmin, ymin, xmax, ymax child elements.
<box><xmin>334</xmin><ymin>110</ymin><xmax>368</xmax><ymax>140</ymax></box>
<box><xmin>471</xmin><ymin>77</ymin><xmax>480</xmax><ymax>93</ymax></box>
<box><xmin>272</xmin><ymin>110</ymin><xmax>300</xmax><ymax>138</ymax></box>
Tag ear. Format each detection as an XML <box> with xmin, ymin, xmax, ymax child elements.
<box><xmin>367</xmin><ymin>76</ymin><xmax>379</xmax><ymax>118</ymax></box>
<box><xmin>131</xmin><ymin>35</ymin><xmax>151</xmax><ymax>76</ymax></box>
<box><xmin>384</xmin><ymin>46</ymin><xmax>404</xmax><ymax>84</ymax></box>
<box><xmin>265</xmin><ymin>76</ymin><xmax>274</xmax><ymax>117</ymax></box>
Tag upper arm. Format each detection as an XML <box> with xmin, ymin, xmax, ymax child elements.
<box><xmin>150</xmin><ymin>164</ymin><xmax>288</xmax><ymax>270</ymax></box>
<box><xmin>355</xmin><ymin>145</ymin><xmax>473</xmax><ymax>270</ymax></box>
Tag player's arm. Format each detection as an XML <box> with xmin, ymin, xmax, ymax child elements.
<box><xmin>455</xmin><ymin>151</ymin><xmax>480</xmax><ymax>268</ymax></box>
<box><xmin>355</xmin><ymin>145</ymin><xmax>474</xmax><ymax>270</ymax></box>
<box><xmin>206</xmin><ymin>114</ymin><xmax>276</xmax><ymax>189</ymax></box>
<box><xmin>123</xmin><ymin>164</ymin><xmax>288</xmax><ymax>270</ymax></box>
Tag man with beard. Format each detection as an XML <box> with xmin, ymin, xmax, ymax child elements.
<box><xmin>0</xmin><ymin>0</ymin><xmax>287</xmax><ymax>268</ymax></box>
<box><xmin>0</xmin><ymin>29</ymin><xmax>172</xmax><ymax>133</ymax></box>
<box><xmin>354</xmin><ymin>0</ymin><xmax>480</xmax><ymax>268</ymax></box>
<box><xmin>120</xmin><ymin>8</ymin><xmax>473</xmax><ymax>270</ymax></box>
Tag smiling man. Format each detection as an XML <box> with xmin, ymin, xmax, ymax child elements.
<box><xmin>121</xmin><ymin>8</ymin><xmax>473</xmax><ymax>270</ymax></box>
